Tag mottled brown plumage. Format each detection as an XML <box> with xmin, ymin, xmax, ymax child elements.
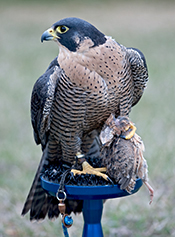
<box><xmin>100</xmin><ymin>114</ymin><xmax>154</xmax><ymax>204</ymax></box>
<box><xmin>22</xmin><ymin>17</ymin><xmax>149</xmax><ymax>221</ymax></box>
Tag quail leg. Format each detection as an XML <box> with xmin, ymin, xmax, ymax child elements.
<box><xmin>71</xmin><ymin>152</ymin><xmax>109</xmax><ymax>181</ymax></box>
<box><xmin>144</xmin><ymin>181</ymin><xmax>154</xmax><ymax>204</ymax></box>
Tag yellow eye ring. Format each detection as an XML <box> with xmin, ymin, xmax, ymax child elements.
<box><xmin>56</xmin><ymin>25</ymin><xmax>69</xmax><ymax>34</ymax></box>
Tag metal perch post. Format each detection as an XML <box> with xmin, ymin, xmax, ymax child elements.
<box><xmin>41</xmin><ymin>176</ymin><xmax>142</xmax><ymax>237</ymax></box>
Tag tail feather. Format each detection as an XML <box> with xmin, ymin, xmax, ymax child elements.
<box><xmin>22</xmin><ymin>135</ymin><xmax>101</xmax><ymax>221</ymax></box>
<box><xmin>21</xmin><ymin>147</ymin><xmax>48</xmax><ymax>216</ymax></box>
<box><xmin>48</xmin><ymin>197</ymin><xmax>60</xmax><ymax>220</ymax></box>
<box><xmin>29</xmin><ymin>184</ymin><xmax>49</xmax><ymax>221</ymax></box>
<box><xmin>21</xmin><ymin>146</ymin><xmax>83</xmax><ymax>221</ymax></box>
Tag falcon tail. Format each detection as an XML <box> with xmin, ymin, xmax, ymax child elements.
<box><xmin>21</xmin><ymin>146</ymin><xmax>50</xmax><ymax>220</ymax></box>
<box><xmin>21</xmin><ymin>145</ymin><xmax>83</xmax><ymax>221</ymax></box>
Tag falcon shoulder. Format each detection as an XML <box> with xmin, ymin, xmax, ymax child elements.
<box><xmin>31</xmin><ymin>57</ymin><xmax>62</xmax><ymax>150</ymax></box>
<box><xmin>126</xmin><ymin>47</ymin><xmax>149</xmax><ymax>106</ymax></box>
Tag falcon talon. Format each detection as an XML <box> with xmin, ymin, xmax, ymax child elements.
<box><xmin>70</xmin><ymin>169</ymin><xmax>81</xmax><ymax>176</ymax></box>
<box><xmin>71</xmin><ymin>161</ymin><xmax>109</xmax><ymax>181</ymax></box>
<box><xmin>124</xmin><ymin>123</ymin><xmax>136</xmax><ymax>140</ymax></box>
<box><xmin>70</xmin><ymin>171</ymin><xmax>76</xmax><ymax>179</ymax></box>
<box><xmin>107</xmin><ymin>176</ymin><xmax>114</xmax><ymax>186</ymax></box>
<box><xmin>119</xmin><ymin>134</ymin><xmax>126</xmax><ymax>139</ymax></box>
<box><xmin>119</xmin><ymin>123</ymin><xmax>136</xmax><ymax>140</ymax></box>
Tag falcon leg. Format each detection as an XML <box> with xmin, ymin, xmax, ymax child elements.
<box><xmin>71</xmin><ymin>153</ymin><xmax>109</xmax><ymax>181</ymax></box>
<box><xmin>121</xmin><ymin>122</ymin><xmax>136</xmax><ymax>140</ymax></box>
<box><xmin>143</xmin><ymin>181</ymin><xmax>154</xmax><ymax>204</ymax></box>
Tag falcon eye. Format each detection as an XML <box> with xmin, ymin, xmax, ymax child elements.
<box><xmin>56</xmin><ymin>25</ymin><xmax>69</xmax><ymax>34</ymax></box>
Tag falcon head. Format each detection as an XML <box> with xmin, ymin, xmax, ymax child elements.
<box><xmin>41</xmin><ymin>17</ymin><xmax>106</xmax><ymax>52</ymax></box>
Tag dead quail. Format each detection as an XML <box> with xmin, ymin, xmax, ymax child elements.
<box><xmin>100</xmin><ymin>114</ymin><xmax>154</xmax><ymax>204</ymax></box>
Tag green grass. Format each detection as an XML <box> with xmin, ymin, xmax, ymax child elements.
<box><xmin>1</xmin><ymin>1</ymin><xmax>175</xmax><ymax>236</ymax></box>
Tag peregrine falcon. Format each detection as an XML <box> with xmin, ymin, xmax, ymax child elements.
<box><xmin>21</xmin><ymin>17</ymin><xmax>148</xmax><ymax>220</ymax></box>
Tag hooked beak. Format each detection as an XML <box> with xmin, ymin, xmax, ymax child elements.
<box><xmin>41</xmin><ymin>28</ymin><xmax>60</xmax><ymax>42</ymax></box>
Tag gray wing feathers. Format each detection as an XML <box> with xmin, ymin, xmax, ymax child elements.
<box><xmin>31</xmin><ymin>57</ymin><xmax>62</xmax><ymax>149</ymax></box>
<box><xmin>127</xmin><ymin>48</ymin><xmax>149</xmax><ymax>106</ymax></box>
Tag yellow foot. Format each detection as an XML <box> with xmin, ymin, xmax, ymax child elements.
<box><xmin>71</xmin><ymin>161</ymin><xmax>109</xmax><ymax>181</ymax></box>
<box><xmin>122</xmin><ymin>122</ymin><xmax>136</xmax><ymax>139</ymax></box>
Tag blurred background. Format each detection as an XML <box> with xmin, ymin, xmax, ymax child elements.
<box><xmin>1</xmin><ymin>0</ymin><xmax>175</xmax><ymax>236</ymax></box>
